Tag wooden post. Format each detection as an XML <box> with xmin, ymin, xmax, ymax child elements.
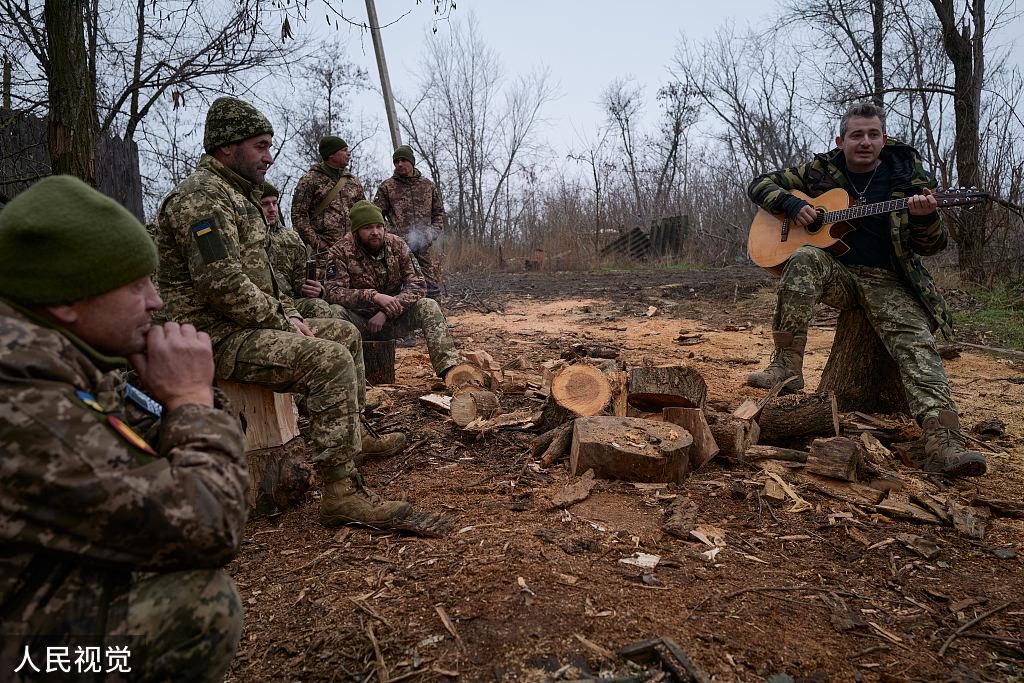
<box><xmin>364</xmin><ymin>0</ymin><xmax>401</xmax><ymax>151</ymax></box>
<box><xmin>363</xmin><ymin>339</ymin><xmax>396</xmax><ymax>385</ymax></box>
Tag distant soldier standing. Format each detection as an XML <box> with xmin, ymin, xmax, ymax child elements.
<box><xmin>373</xmin><ymin>145</ymin><xmax>446</xmax><ymax>300</ymax></box>
<box><xmin>291</xmin><ymin>135</ymin><xmax>365</xmax><ymax>253</ymax></box>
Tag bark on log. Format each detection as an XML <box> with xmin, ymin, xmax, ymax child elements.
<box><xmin>662</xmin><ymin>407</ymin><xmax>719</xmax><ymax>470</ymax></box>
<box><xmin>246</xmin><ymin>445</ymin><xmax>315</xmax><ymax>517</ymax></box>
<box><xmin>627</xmin><ymin>366</ymin><xmax>707</xmax><ymax>412</ymax></box>
<box><xmin>536</xmin><ymin>364</ymin><xmax>613</xmax><ymax>433</ymax></box>
<box><xmin>744</xmin><ymin>444</ymin><xmax>809</xmax><ymax>463</ymax></box>
<box><xmin>364</xmin><ymin>339</ymin><xmax>397</xmax><ymax>385</ymax></box>
<box><xmin>539</xmin><ymin>421</ymin><xmax>575</xmax><ymax>468</ymax></box>
<box><xmin>806</xmin><ymin>436</ymin><xmax>866</xmax><ymax>482</ymax></box>
<box><xmin>570</xmin><ymin>416</ymin><xmax>694</xmax><ymax>483</ymax></box>
<box><xmin>450</xmin><ymin>390</ymin><xmax>500</xmax><ymax>427</ymax></box>
<box><xmin>819</xmin><ymin>308</ymin><xmax>910</xmax><ymax>413</ymax></box>
<box><xmin>758</xmin><ymin>392</ymin><xmax>840</xmax><ymax>444</ymax></box>
<box><xmin>706</xmin><ymin>410</ymin><xmax>759</xmax><ymax>459</ymax></box>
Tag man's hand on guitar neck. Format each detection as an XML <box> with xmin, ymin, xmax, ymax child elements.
<box><xmin>907</xmin><ymin>187</ymin><xmax>938</xmax><ymax>216</ymax></box>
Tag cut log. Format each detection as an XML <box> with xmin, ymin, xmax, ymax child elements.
<box><xmin>538</xmin><ymin>421</ymin><xmax>574</xmax><ymax>468</ymax></box>
<box><xmin>536</xmin><ymin>364</ymin><xmax>613</xmax><ymax>433</ymax></box>
<box><xmin>819</xmin><ymin>308</ymin><xmax>910</xmax><ymax>413</ymax></box>
<box><xmin>363</xmin><ymin>339</ymin><xmax>397</xmax><ymax>385</ymax></box>
<box><xmin>418</xmin><ymin>393</ymin><xmax>452</xmax><ymax>414</ymax></box>
<box><xmin>570</xmin><ymin>416</ymin><xmax>694</xmax><ymax>483</ymax></box>
<box><xmin>445</xmin><ymin>363</ymin><xmax>491</xmax><ymax>395</ymax></box>
<box><xmin>744</xmin><ymin>444</ymin><xmax>809</xmax><ymax>463</ymax></box>
<box><xmin>450</xmin><ymin>390</ymin><xmax>500</xmax><ymax>427</ymax></box>
<box><xmin>662</xmin><ymin>407</ymin><xmax>720</xmax><ymax>470</ymax></box>
<box><xmin>217</xmin><ymin>380</ymin><xmax>300</xmax><ymax>450</ymax></box>
<box><xmin>758</xmin><ymin>392</ymin><xmax>839</xmax><ymax>444</ymax></box>
<box><xmin>627</xmin><ymin>366</ymin><xmax>707</xmax><ymax>412</ymax></box>
<box><xmin>246</xmin><ymin>445</ymin><xmax>315</xmax><ymax>517</ymax></box>
<box><xmin>705</xmin><ymin>410</ymin><xmax>759</xmax><ymax>459</ymax></box>
<box><xmin>806</xmin><ymin>437</ymin><xmax>866</xmax><ymax>482</ymax></box>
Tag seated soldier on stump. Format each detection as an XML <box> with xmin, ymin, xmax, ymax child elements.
<box><xmin>746</xmin><ymin>100</ymin><xmax>986</xmax><ymax>477</ymax></box>
<box><xmin>154</xmin><ymin>97</ymin><xmax>450</xmax><ymax>533</ymax></box>
<box><xmin>0</xmin><ymin>176</ymin><xmax>247</xmax><ymax>681</ymax></box>
<box><xmin>325</xmin><ymin>201</ymin><xmax>469</xmax><ymax>387</ymax></box>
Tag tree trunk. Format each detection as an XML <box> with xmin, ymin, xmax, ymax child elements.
<box><xmin>818</xmin><ymin>308</ymin><xmax>910</xmax><ymax>414</ymax></box>
<box><xmin>44</xmin><ymin>0</ymin><xmax>97</xmax><ymax>185</ymax></box>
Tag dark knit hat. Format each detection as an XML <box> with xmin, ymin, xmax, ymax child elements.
<box><xmin>392</xmin><ymin>145</ymin><xmax>415</xmax><ymax>165</ymax></box>
<box><xmin>0</xmin><ymin>176</ymin><xmax>158</xmax><ymax>305</ymax></box>
<box><xmin>261</xmin><ymin>182</ymin><xmax>279</xmax><ymax>199</ymax></box>
<box><xmin>319</xmin><ymin>136</ymin><xmax>348</xmax><ymax>161</ymax></box>
<box><xmin>349</xmin><ymin>200</ymin><xmax>384</xmax><ymax>233</ymax></box>
<box><xmin>203</xmin><ymin>96</ymin><xmax>274</xmax><ymax>153</ymax></box>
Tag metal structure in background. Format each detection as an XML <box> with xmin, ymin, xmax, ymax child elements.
<box><xmin>600</xmin><ymin>215</ymin><xmax>690</xmax><ymax>260</ymax></box>
<box><xmin>364</xmin><ymin>0</ymin><xmax>401</xmax><ymax>151</ymax></box>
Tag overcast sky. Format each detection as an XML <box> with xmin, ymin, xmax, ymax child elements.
<box><xmin>282</xmin><ymin>0</ymin><xmax>1022</xmax><ymax>182</ymax></box>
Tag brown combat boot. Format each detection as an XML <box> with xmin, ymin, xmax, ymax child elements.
<box><xmin>319</xmin><ymin>472</ymin><xmax>412</xmax><ymax>527</ymax></box>
<box><xmin>357</xmin><ymin>424</ymin><xmax>406</xmax><ymax>463</ymax></box>
<box><xmin>747</xmin><ymin>331</ymin><xmax>807</xmax><ymax>391</ymax></box>
<box><xmin>917</xmin><ymin>410</ymin><xmax>987</xmax><ymax>477</ymax></box>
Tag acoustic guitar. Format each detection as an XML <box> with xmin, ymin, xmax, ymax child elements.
<box><xmin>748</xmin><ymin>187</ymin><xmax>989</xmax><ymax>274</ymax></box>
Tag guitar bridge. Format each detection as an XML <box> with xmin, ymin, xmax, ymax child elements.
<box><xmin>780</xmin><ymin>218</ymin><xmax>790</xmax><ymax>242</ymax></box>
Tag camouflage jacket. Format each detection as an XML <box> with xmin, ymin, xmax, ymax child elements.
<box><xmin>373</xmin><ymin>170</ymin><xmax>444</xmax><ymax>251</ymax></box>
<box><xmin>324</xmin><ymin>234</ymin><xmax>425</xmax><ymax>318</ymax></box>
<box><xmin>291</xmin><ymin>163</ymin><xmax>365</xmax><ymax>252</ymax></box>
<box><xmin>268</xmin><ymin>219</ymin><xmax>311</xmax><ymax>298</ymax></box>
<box><xmin>156</xmin><ymin>155</ymin><xmax>301</xmax><ymax>376</ymax></box>
<box><xmin>748</xmin><ymin>139</ymin><xmax>954</xmax><ymax>338</ymax></box>
<box><xmin>0</xmin><ymin>298</ymin><xmax>248</xmax><ymax>643</ymax></box>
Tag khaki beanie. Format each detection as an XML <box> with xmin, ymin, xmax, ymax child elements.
<box><xmin>0</xmin><ymin>176</ymin><xmax>158</xmax><ymax>305</ymax></box>
<box><xmin>203</xmin><ymin>96</ymin><xmax>274</xmax><ymax>153</ymax></box>
<box><xmin>261</xmin><ymin>182</ymin><xmax>279</xmax><ymax>199</ymax></box>
<box><xmin>392</xmin><ymin>145</ymin><xmax>415</xmax><ymax>165</ymax></box>
<box><xmin>319</xmin><ymin>136</ymin><xmax>348</xmax><ymax>161</ymax></box>
<box><xmin>349</xmin><ymin>200</ymin><xmax>384</xmax><ymax>233</ymax></box>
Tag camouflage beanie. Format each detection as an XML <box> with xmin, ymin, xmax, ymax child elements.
<box><xmin>261</xmin><ymin>182</ymin><xmax>279</xmax><ymax>199</ymax></box>
<box><xmin>392</xmin><ymin>145</ymin><xmax>415</xmax><ymax>165</ymax></box>
<box><xmin>0</xmin><ymin>176</ymin><xmax>158</xmax><ymax>305</ymax></box>
<box><xmin>203</xmin><ymin>96</ymin><xmax>274</xmax><ymax>153</ymax></box>
<box><xmin>349</xmin><ymin>200</ymin><xmax>384</xmax><ymax>233</ymax></box>
<box><xmin>319</xmin><ymin>136</ymin><xmax>348</xmax><ymax>161</ymax></box>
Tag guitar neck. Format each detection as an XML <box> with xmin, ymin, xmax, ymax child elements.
<box><xmin>823</xmin><ymin>197</ymin><xmax>911</xmax><ymax>223</ymax></box>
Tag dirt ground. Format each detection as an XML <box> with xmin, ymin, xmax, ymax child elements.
<box><xmin>227</xmin><ymin>266</ymin><xmax>1024</xmax><ymax>683</ymax></box>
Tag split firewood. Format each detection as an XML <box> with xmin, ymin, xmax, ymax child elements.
<box><xmin>970</xmin><ymin>497</ymin><xmax>1024</xmax><ymax>519</ymax></box>
<box><xmin>662</xmin><ymin>407</ymin><xmax>719</xmax><ymax>470</ymax></box>
<box><xmin>445</xmin><ymin>364</ymin><xmax>492</xmax><ymax>395</ymax></box>
<box><xmin>450</xmin><ymin>390</ymin><xmax>501</xmax><ymax>428</ymax></box>
<box><xmin>418</xmin><ymin>393</ymin><xmax>452</xmax><ymax>414</ymax></box>
<box><xmin>536</xmin><ymin>364</ymin><xmax>614</xmax><ymax>433</ymax></box>
<box><xmin>705</xmin><ymin>410</ymin><xmax>759</xmax><ymax>459</ymax></box>
<box><xmin>743</xmin><ymin>444</ymin><xmax>808</xmax><ymax>463</ymax></box>
<box><xmin>757</xmin><ymin>392</ymin><xmax>839</xmax><ymax>444</ymax></box>
<box><xmin>627</xmin><ymin>366</ymin><xmax>707</xmax><ymax>412</ymax></box>
<box><xmin>538</xmin><ymin>421</ymin><xmax>575</xmax><ymax>468</ymax></box>
<box><xmin>805</xmin><ymin>437</ymin><xmax>866</xmax><ymax>482</ymax></box>
<box><xmin>570</xmin><ymin>416</ymin><xmax>694</xmax><ymax>484</ymax></box>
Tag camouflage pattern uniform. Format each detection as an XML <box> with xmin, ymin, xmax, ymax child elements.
<box><xmin>0</xmin><ymin>298</ymin><xmax>247</xmax><ymax>682</ymax></box>
<box><xmin>326</xmin><ymin>233</ymin><xmax>461</xmax><ymax>376</ymax></box>
<box><xmin>373</xmin><ymin>170</ymin><xmax>445</xmax><ymax>298</ymax></box>
<box><xmin>291</xmin><ymin>163</ymin><xmax>365</xmax><ymax>253</ymax></box>
<box><xmin>748</xmin><ymin>140</ymin><xmax>955</xmax><ymax>421</ymax></box>
<box><xmin>156</xmin><ymin>154</ymin><xmax>366</xmax><ymax>474</ymax></box>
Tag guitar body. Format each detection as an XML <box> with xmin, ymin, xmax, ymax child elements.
<box><xmin>748</xmin><ymin>188</ymin><xmax>856</xmax><ymax>274</ymax></box>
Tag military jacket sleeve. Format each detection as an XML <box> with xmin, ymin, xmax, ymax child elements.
<box><xmin>902</xmin><ymin>156</ymin><xmax>946</xmax><ymax>256</ymax></box>
<box><xmin>163</xmin><ymin>188</ymin><xmax>295</xmax><ymax>332</ymax></box>
<box><xmin>0</xmin><ymin>366</ymin><xmax>248</xmax><ymax>571</ymax></box>
<box><xmin>291</xmin><ymin>172</ymin><xmax>328</xmax><ymax>253</ymax></box>
<box><xmin>373</xmin><ymin>183</ymin><xmax>393</xmax><ymax>224</ymax></box>
<box><xmin>394</xmin><ymin>238</ymin><xmax>427</xmax><ymax>314</ymax></box>
<box><xmin>747</xmin><ymin>162</ymin><xmax>816</xmax><ymax>213</ymax></box>
<box><xmin>324</xmin><ymin>250</ymin><xmax>379</xmax><ymax>310</ymax></box>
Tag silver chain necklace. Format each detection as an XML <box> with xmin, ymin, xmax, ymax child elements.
<box><xmin>846</xmin><ymin>162</ymin><xmax>880</xmax><ymax>205</ymax></box>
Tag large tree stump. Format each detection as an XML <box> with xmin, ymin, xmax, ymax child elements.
<box><xmin>627</xmin><ymin>366</ymin><xmax>707</xmax><ymax>412</ymax></box>
<box><xmin>758</xmin><ymin>392</ymin><xmax>839</xmax><ymax>444</ymax></box>
<box><xmin>819</xmin><ymin>308</ymin><xmax>909</xmax><ymax>414</ymax></box>
<box><xmin>536</xmin><ymin>364</ymin><xmax>614</xmax><ymax>433</ymax></box>
<box><xmin>364</xmin><ymin>339</ymin><xmax>397</xmax><ymax>385</ymax></box>
<box><xmin>570</xmin><ymin>416</ymin><xmax>694</xmax><ymax>483</ymax></box>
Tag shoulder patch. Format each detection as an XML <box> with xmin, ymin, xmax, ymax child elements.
<box><xmin>107</xmin><ymin>415</ymin><xmax>159</xmax><ymax>458</ymax></box>
<box><xmin>75</xmin><ymin>389</ymin><xmax>105</xmax><ymax>413</ymax></box>
<box><xmin>191</xmin><ymin>217</ymin><xmax>228</xmax><ymax>264</ymax></box>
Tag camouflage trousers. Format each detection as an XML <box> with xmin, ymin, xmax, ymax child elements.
<box><xmin>217</xmin><ymin>318</ymin><xmax>364</xmax><ymax>473</ymax></box>
<box><xmin>413</xmin><ymin>244</ymin><xmax>443</xmax><ymax>300</ymax></box>
<box><xmin>774</xmin><ymin>246</ymin><xmax>954</xmax><ymax>421</ymax></box>
<box><xmin>340</xmin><ymin>298</ymin><xmax>460</xmax><ymax>376</ymax></box>
<box><xmin>109</xmin><ymin>570</ymin><xmax>242</xmax><ymax>683</ymax></box>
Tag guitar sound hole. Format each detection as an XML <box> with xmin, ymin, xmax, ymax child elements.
<box><xmin>805</xmin><ymin>209</ymin><xmax>826</xmax><ymax>234</ymax></box>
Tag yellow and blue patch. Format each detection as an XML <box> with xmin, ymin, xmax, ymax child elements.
<box><xmin>191</xmin><ymin>217</ymin><xmax>228</xmax><ymax>264</ymax></box>
<box><xmin>75</xmin><ymin>389</ymin><xmax>104</xmax><ymax>413</ymax></box>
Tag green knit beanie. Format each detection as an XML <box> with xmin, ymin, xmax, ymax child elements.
<box><xmin>392</xmin><ymin>145</ymin><xmax>415</xmax><ymax>165</ymax></box>
<box><xmin>203</xmin><ymin>96</ymin><xmax>274</xmax><ymax>153</ymax></box>
<box><xmin>261</xmin><ymin>182</ymin><xmax>279</xmax><ymax>199</ymax></box>
<box><xmin>349</xmin><ymin>200</ymin><xmax>384</xmax><ymax>233</ymax></box>
<box><xmin>0</xmin><ymin>176</ymin><xmax>158</xmax><ymax>305</ymax></box>
<box><xmin>319</xmin><ymin>136</ymin><xmax>348</xmax><ymax>161</ymax></box>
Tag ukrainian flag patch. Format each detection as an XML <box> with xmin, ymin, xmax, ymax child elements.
<box><xmin>75</xmin><ymin>389</ymin><xmax>104</xmax><ymax>413</ymax></box>
<box><xmin>191</xmin><ymin>217</ymin><xmax>228</xmax><ymax>264</ymax></box>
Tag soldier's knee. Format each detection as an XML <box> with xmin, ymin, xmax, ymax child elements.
<box><xmin>412</xmin><ymin>297</ymin><xmax>441</xmax><ymax>318</ymax></box>
<box><xmin>790</xmin><ymin>245</ymin><xmax>826</xmax><ymax>265</ymax></box>
<box><xmin>310</xmin><ymin>318</ymin><xmax>361</xmax><ymax>346</ymax></box>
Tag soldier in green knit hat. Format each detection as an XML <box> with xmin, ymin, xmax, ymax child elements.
<box><xmin>291</xmin><ymin>134</ymin><xmax>366</xmax><ymax>253</ymax></box>
<box><xmin>0</xmin><ymin>175</ymin><xmax>248</xmax><ymax>681</ymax></box>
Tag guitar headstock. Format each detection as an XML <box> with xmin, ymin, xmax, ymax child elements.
<box><xmin>934</xmin><ymin>187</ymin><xmax>990</xmax><ymax>207</ymax></box>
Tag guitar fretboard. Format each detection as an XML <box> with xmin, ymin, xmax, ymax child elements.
<box><xmin>823</xmin><ymin>198</ymin><xmax>911</xmax><ymax>223</ymax></box>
